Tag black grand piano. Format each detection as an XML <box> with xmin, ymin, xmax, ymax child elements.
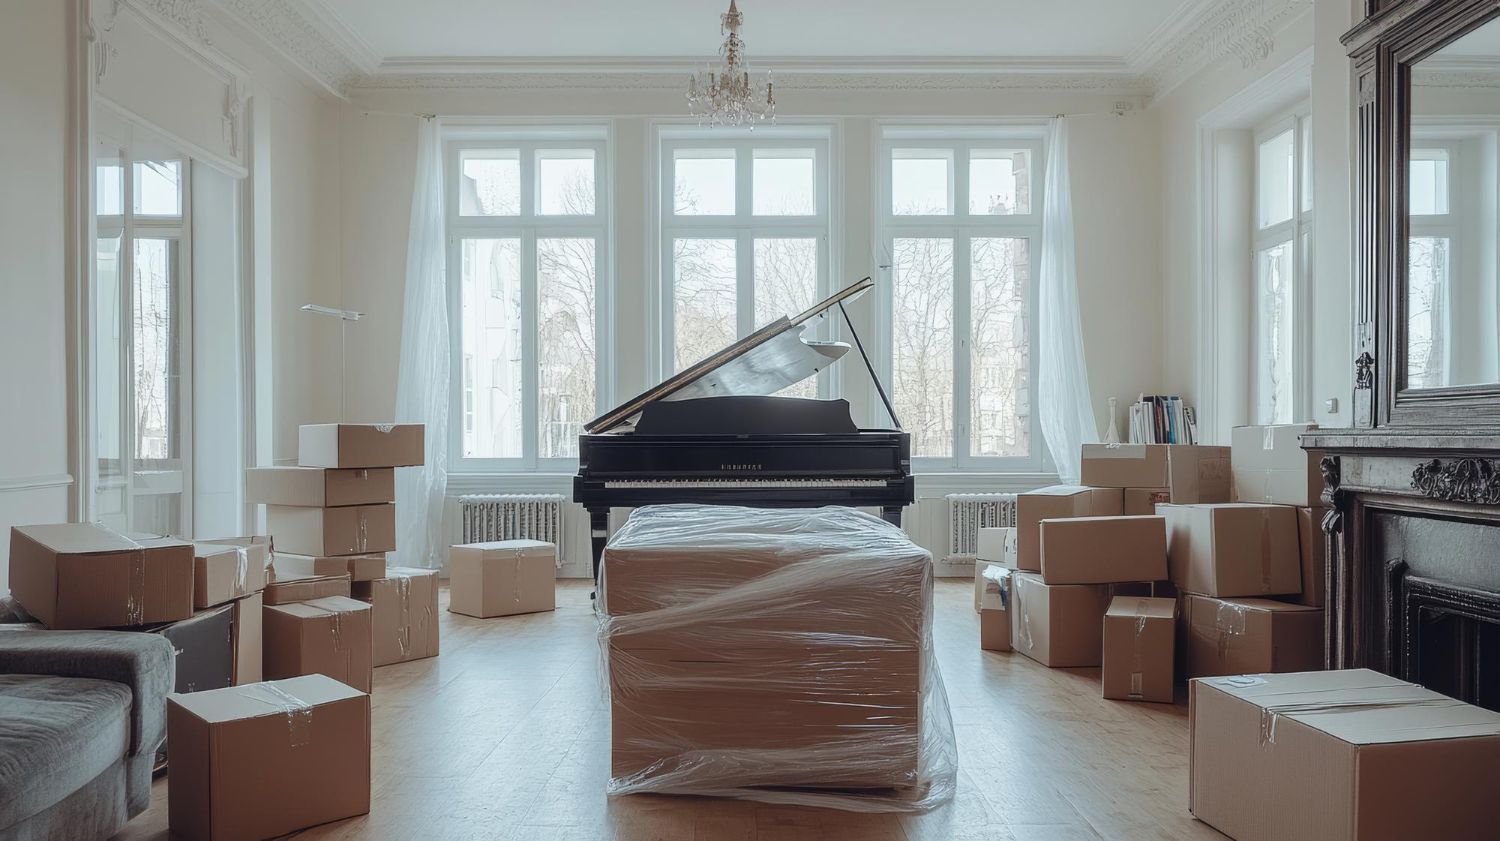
<box><xmin>573</xmin><ymin>277</ymin><xmax>914</xmax><ymax>577</ymax></box>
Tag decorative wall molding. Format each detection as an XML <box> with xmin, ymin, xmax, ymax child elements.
<box><xmin>134</xmin><ymin>0</ymin><xmax>213</xmax><ymax>46</ymax></box>
<box><xmin>206</xmin><ymin>0</ymin><xmax>1311</xmax><ymax>102</ymax></box>
<box><xmin>1411</xmin><ymin>458</ymin><xmax>1500</xmax><ymax>505</ymax></box>
<box><xmin>0</xmin><ymin>474</ymin><xmax>77</xmax><ymax>494</ymax></box>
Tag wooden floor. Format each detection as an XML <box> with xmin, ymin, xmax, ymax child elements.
<box><xmin>115</xmin><ymin>581</ymin><xmax>1225</xmax><ymax>841</ymax></box>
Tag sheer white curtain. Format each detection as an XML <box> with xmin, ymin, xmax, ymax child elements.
<box><xmin>1037</xmin><ymin>117</ymin><xmax>1098</xmax><ymax>483</ymax></box>
<box><xmin>394</xmin><ymin>117</ymin><xmax>450</xmax><ymax>569</ymax></box>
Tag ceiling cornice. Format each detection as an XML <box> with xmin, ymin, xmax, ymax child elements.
<box><xmin>200</xmin><ymin>0</ymin><xmax>1315</xmax><ymax>103</ymax></box>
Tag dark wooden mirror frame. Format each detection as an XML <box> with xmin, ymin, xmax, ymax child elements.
<box><xmin>1344</xmin><ymin>0</ymin><xmax>1500</xmax><ymax>431</ymax></box>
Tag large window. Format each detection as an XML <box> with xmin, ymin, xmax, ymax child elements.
<box><xmin>447</xmin><ymin>133</ymin><xmax>609</xmax><ymax>468</ymax></box>
<box><xmin>879</xmin><ymin>131</ymin><xmax>1042</xmax><ymax>469</ymax></box>
<box><xmin>1408</xmin><ymin>143</ymin><xmax>1456</xmax><ymax>389</ymax></box>
<box><xmin>1251</xmin><ymin>112</ymin><xmax>1312</xmax><ymax>424</ymax></box>
<box><xmin>658</xmin><ymin>133</ymin><xmax>830</xmax><ymax>396</ymax></box>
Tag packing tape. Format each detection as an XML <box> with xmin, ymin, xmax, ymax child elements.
<box><xmin>374</xmin><ymin>423</ymin><xmax>394</xmax><ymax>433</ymax></box>
<box><xmin>99</xmin><ymin>525</ymin><xmax>152</xmax><ymax>627</ymax></box>
<box><xmin>355</xmin><ymin>509</ymin><xmax>369</xmax><ymax>553</ymax></box>
<box><xmin>1212</xmin><ymin>601</ymin><xmax>1248</xmax><ymax>661</ymax></box>
<box><xmin>1262</xmin><ymin>427</ymin><xmax>1276</xmax><ymax>450</ymax></box>
<box><xmin>1259</xmin><ymin>509</ymin><xmax>1273</xmax><ymax>592</ymax></box>
<box><xmin>242</xmin><ymin>683</ymin><xmax>315</xmax><ymax>748</ymax></box>
<box><xmin>1016</xmin><ymin>577</ymin><xmax>1035</xmax><ymax>651</ymax></box>
<box><xmin>1129</xmin><ymin>610</ymin><xmax>1148</xmax><ymax>700</ymax></box>
<box><xmin>396</xmin><ymin>575</ymin><xmax>412</xmax><ymax>657</ymax></box>
<box><xmin>233</xmin><ymin>546</ymin><xmax>250</xmax><ymax>595</ymax></box>
<box><xmin>1257</xmin><ymin>696</ymin><xmax>1455</xmax><ymax>747</ymax></box>
<box><xmin>356</xmin><ymin>468</ymin><xmax>368</xmax><ymax>480</ymax></box>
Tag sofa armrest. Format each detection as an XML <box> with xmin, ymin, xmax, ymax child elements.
<box><xmin>0</xmin><ymin>630</ymin><xmax>175</xmax><ymax>757</ymax></box>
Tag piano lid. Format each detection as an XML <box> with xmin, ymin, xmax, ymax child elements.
<box><xmin>584</xmin><ymin>277</ymin><xmax>875</xmax><ymax>434</ymax></box>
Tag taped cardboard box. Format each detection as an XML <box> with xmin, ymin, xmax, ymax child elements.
<box><xmin>1160</xmin><ymin>503</ymin><xmax>1302</xmax><ymax>597</ymax></box>
<box><xmin>974</xmin><ymin>558</ymin><xmax>1007</xmax><ymax>612</ymax></box>
<box><xmin>166</xmin><ymin>674</ymin><xmax>371</xmax><ymax>841</ymax></box>
<box><xmin>975</xmin><ymin>526</ymin><xmax>1015</xmax><ymax>566</ymax></box>
<box><xmin>352</xmin><ymin>567</ymin><xmax>439</xmax><ymax>666</ymax></box>
<box><xmin>1080</xmin><ymin>443</ymin><xmax>1169</xmax><ymax>488</ymax></box>
<box><xmin>297</xmin><ymin>423</ymin><xmax>424</xmax><ymax>469</ymax></box>
<box><xmin>1183</xmin><ymin>594</ymin><xmax>1323</xmax><ymax>678</ymax></box>
<box><xmin>1015</xmin><ymin>486</ymin><xmax>1123</xmax><ymax>572</ymax></box>
<box><xmin>274</xmin><ymin>552</ymin><xmax>386</xmax><ymax>583</ymax></box>
<box><xmin>262</xmin><ymin>571</ymin><xmax>352</xmax><ymax>605</ymax></box>
<box><xmin>1123</xmin><ymin>487</ymin><xmax>1170</xmax><ymax>515</ymax></box>
<box><xmin>448</xmin><ymin>540</ymin><xmax>556</xmax><ymax>618</ymax></box>
<box><xmin>230</xmin><ymin>592</ymin><xmax>262</xmax><ymax>685</ymax></box>
<box><xmin>1279</xmin><ymin>506</ymin><xmax>1326</xmax><ymax>607</ymax></box>
<box><xmin>1189</xmin><ymin>669</ymin><xmax>1500</xmax><ymax>841</ymax></box>
<box><xmin>246</xmin><ymin>466</ymin><xmax>395</xmax><ymax>507</ymax></box>
<box><xmin>1009</xmin><ymin>571</ymin><xmax>1113</xmax><ymax>668</ymax></box>
<box><xmin>1101</xmin><ymin>596</ymin><xmax>1175</xmax><ymax>703</ymax></box>
<box><xmin>263</xmin><ymin>595</ymin><xmax>373</xmax><ymax>693</ymax></box>
<box><xmin>8</xmin><ymin>523</ymin><xmax>194</xmax><ymax>630</ymax></box>
<box><xmin>151</xmin><ymin>603</ymin><xmax>235</xmax><ymax>694</ymax></box>
<box><xmin>1039</xmin><ymin>515</ymin><xmax>1167</xmax><ymax>585</ymax></box>
<box><xmin>978</xmin><ymin>565</ymin><xmax>1012</xmax><ymax>652</ymax></box>
<box><xmin>1230</xmin><ymin>423</ymin><xmax>1323</xmax><ymax>506</ymax></box>
<box><xmin>193</xmin><ymin>542</ymin><xmax>269</xmax><ymax>609</ymax></box>
<box><xmin>1164</xmin><ymin>445</ymin><xmax>1232</xmax><ymax>503</ymax></box>
<box><xmin>266</xmin><ymin>503</ymin><xmax>396</xmax><ymax>558</ymax></box>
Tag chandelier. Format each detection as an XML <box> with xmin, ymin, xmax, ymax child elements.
<box><xmin>686</xmin><ymin>0</ymin><xmax>775</xmax><ymax>127</ymax></box>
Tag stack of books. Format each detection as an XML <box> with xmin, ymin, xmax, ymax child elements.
<box><xmin>1128</xmin><ymin>395</ymin><xmax>1197</xmax><ymax>444</ymax></box>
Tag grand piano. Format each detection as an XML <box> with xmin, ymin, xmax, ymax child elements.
<box><xmin>573</xmin><ymin>277</ymin><xmax>914</xmax><ymax>577</ymax></box>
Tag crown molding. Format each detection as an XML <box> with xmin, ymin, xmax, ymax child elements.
<box><xmin>1141</xmin><ymin>0</ymin><xmax>1313</xmax><ymax>100</ymax></box>
<box><xmin>209</xmin><ymin>0</ymin><xmax>364</xmax><ymax>97</ymax></box>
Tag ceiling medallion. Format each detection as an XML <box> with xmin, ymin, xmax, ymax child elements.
<box><xmin>686</xmin><ymin>0</ymin><xmax>775</xmax><ymax>128</ymax></box>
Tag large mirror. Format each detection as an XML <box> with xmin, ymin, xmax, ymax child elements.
<box><xmin>1407</xmin><ymin>19</ymin><xmax>1500</xmax><ymax>390</ymax></box>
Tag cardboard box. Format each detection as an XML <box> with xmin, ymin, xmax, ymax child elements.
<box><xmin>1160</xmin><ymin>503</ymin><xmax>1302</xmax><ymax>597</ymax></box>
<box><xmin>1231</xmin><ymin>423</ymin><xmax>1323</xmax><ymax>506</ymax></box>
<box><xmin>262</xmin><ymin>572</ymin><xmax>352</xmax><ymax>605</ymax></box>
<box><xmin>1009</xmin><ymin>571</ymin><xmax>1112</xmax><ymax>668</ymax></box>
<box><xmin>297</xmin><ymin>423</ymin><xmax>424</xmax><ymax>469</ymax></box>
<box><xmin>1189</xmin><ymin>669</ymin><xmax>1500</xmax><ymax>841</ymax></box>
<box><xmin>1038</xmin><ymin>515</ymin><xmax>1168</xmax><ymax>585</ymax></box>
<box><xmin>230</xmin><ymin>592</ymin><xmax>262</xmax><ymax>685</ymax></box>
<box><xmin>1123</xmin><ymin>487</ymin><xmax>1170</xmax><ymax>515</ymax></box>
<box><xmin>1280</xmin><ymin>506</ymin><xmax>1326</xmax><ymax>607</ymax></box>
<box><xmin>245</xmin><ymin>466</ymin><xmax>395</xmax><ymax>507</ymax></box>
<box><xmin>273</xmin><ymin>552</ymin><xmax>386</xmax><ymax>583</ymax></box>
<box><xmin>1015</xmin><ymin>486</ymin><xmax>1123</xmax><ymax>572</ymax></box>
<box><xmin>151</xmin><ymin>603</ymin><xmax>235</xmax><ymax>695</ymax></box>
<box><xmin>1102</xmin><ymin>596</ymin><xmax>1176</xmax><ymax>703</ymax></box>
<box><xmin>974</xmin><ymin>558</ymin><xmax>1006</xmax><ymax>612</ymax></box>
<box><xmin>975</xmin><ymin>526</ymin><xmax>1015</xmax><ymax>565</ymax></box>
<box><xmin>1081</xmin><ymin>444</ymin><xmax>1169</xmax><ymax>488</ymax></box>
<box><xmin>978</xmin><ymin>565</ymin><xmax>1012</xmax><ymax>652</ymax></box>
<box><xmin>1164</xmin><ymin>445</ymin><xmax>1232</xmax><ymax>503</ymax></box>
<box><xmin>266</xmin><ymin>503</ymin><xmax>396</xmax><ymax>558</ymax></box>
<box><xmin>263</xmin><ymin>596</ymin><xmax>373</xmax><ymax>693</ymax></box>
<box><xmin>351</xmin><ymin>567</ymin><xmax>439</xmax><ymax>666</ymax></box>
<box><xmin>448</xmin><ymin>540</ymin><xmax>556</xmax><ymax>618</ymax></box>
<box><xmin>8</xmin><ymin>523</ymin><xmax>194</xmax><ymax>629</ymax></box>
<box><xmin>167</xmin><ymin>674</ymin><xmax>371</xmax><ymax>841</ymax></box>
<box><xmin>1183</xmin><ymin>594</ymin><xmax>1323</xmax><ymax>678</ymax></box>
<box><xmin>193</xmin><ymin>542</ymin><xmax>269</xmax><ymax>609</ymax></box>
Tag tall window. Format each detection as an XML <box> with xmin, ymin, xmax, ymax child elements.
<box><xmin>1408</xmin><ymin>143</ymin><xmax>1455</xmax><ymax>389</ymax></box>
<box><xmin>659</xmin><ymin>133</ymin><xmax>830</xmax><ymax>396</ymax></box>
<box><xmin>878</xmin><ymin>131</ymin><xmax>1042</xmax><ymax>470</ymax></box>
<box><xmin>447</xmin><ymin>134</ymin><xmax>608</xmax><ymax>468</ymax></box>
<box><xmin>1252</xmin><ymin>112</ymin><xmax>1312</xmax><ymax>424</ymax></box>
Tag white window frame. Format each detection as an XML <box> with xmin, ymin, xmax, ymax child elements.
<box><xmin>656</xmin><ymin>128</ymin><xmax>833</xmax><ymax>389</ymax></box>
<box><xmin>444</xmin><ymin>128</ymin><xmax>612</xmax><ymax>473</ymax></box>
<box><xmin>1251</xmin><ymin>109</ymin><xmax>1314</xmax><ymax>425</ymax></box>
<box><xmin>876</xmin><ymin>127</ymin><xmax>1046</xmax><ymax>473</ymax></box>
<box><xmin>1407</xmin><ymin>138</ymin><xmax>1462</xmax><ymax>389</ymax></box>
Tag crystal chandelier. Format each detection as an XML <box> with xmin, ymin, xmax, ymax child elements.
<box><xmin>686</xmin><ymin>0</ymin><xmax>775</xmax><ymax>128</ymax></box>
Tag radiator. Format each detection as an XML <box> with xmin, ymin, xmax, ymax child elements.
<box><xmin>945</xmin><ymin>493</ymin><xmax>1018</xmax><ymax>560</ymax></box>
<box><xmin>458</xmin><ymin>494</ymin><xmax>566</xmax><ymax>567</ymax></box>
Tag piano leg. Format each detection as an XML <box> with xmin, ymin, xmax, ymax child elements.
<box><xmin>588</xmin><ymin>507</ymin><xmax>610</xmax><ymax>585</ymax></box>
<box><xmin>880</xmin><ymin>505</ymin><xmax>904</xmax><ymax>528</ymax></box>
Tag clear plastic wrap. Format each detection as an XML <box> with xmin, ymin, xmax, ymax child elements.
<box><xmin>597</xmin><ymin>504</ymin><xmax>956</xmax><ymax>812</ymax></box>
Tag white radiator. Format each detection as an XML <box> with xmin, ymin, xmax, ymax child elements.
<box><xmin>945</xmin><ymin>493</ymin><xmax>1018</xmax><ymax>561</ymax></box>
<box><xmin>458</xmin><ymin>494</ymin><xmax>566</xmax><ymax>567</ymax></box>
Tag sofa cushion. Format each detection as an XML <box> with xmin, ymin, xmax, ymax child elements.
<box><xmin>0</xmin><ymin>675</ymin><xmax>131</xmax><ymax>832</ymax></box>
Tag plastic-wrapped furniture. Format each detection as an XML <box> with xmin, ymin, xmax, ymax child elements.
<box><xmin>599</xmin><ymin>504</ymin><xmax>956</xmax><ymax>812</ymax></box>
<box><xmin>0</xmin><ymin>605</ymin><xmax>175</xmax><ymax>841</ymax></box>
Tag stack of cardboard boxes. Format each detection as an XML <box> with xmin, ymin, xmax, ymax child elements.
<box><xmin>247</xmin><ymin>422</ymin><xmax>436</xmax><ymax>683</ymax></box>
<box><xmin>973</xmin><ymin>426</ymin><xmax>1328</xmax><ymax>701</ymax></box>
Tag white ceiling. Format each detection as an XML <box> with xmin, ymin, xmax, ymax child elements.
<box><xmin>313</xmin><ymin>0</ymin><xmax>1191</xmax><ymax>62</ymax></box>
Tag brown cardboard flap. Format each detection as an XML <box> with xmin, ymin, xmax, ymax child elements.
<box><xmin>298</xmin><ymin>423</ymin><xmax>424</xmax><ymax>468</ymax></box>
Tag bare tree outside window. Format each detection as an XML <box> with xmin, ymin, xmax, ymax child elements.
<box><xmin>892</xmin><ymin>237</ymin><xmax>954</xmax><ymax>457</ymax></box>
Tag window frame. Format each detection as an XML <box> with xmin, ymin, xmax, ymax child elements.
<box><xmin>1406</xmin><ymin>137</ymin><xmax>1463</xmax><ymax>390</ymax></box>
<box><xmin>1251</xmin><ymin>109</ymin><xmax>1314</xmax><ymax>426</ymax></box>
<box><xmin>876</xmin><ymin>129</ymin><xmax>1046</xmax><ymax>473</ymax></box>
<box><xmin>656</xmin><ymin>130</ymin><xmax>833</xmax><ymax>389</ymax></box>
<box><xmin>444</xmin><ymin>131</ymin><xmax>612</xmax><ymax>473</ymax></box>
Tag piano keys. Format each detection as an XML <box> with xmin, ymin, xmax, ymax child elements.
<box><xmin>573</xmin><ymin>277</ymin><xmax>914</xmax><ymax>578</ymax></box>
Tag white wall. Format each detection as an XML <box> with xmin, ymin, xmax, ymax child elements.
<box><xmin>0</xmin><ymin>0</ymin><xmax>73</xmax><ymax>592</ymax></box>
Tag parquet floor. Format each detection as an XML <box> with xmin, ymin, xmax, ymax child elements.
<box><xmin>114</xmin><ymin>580</ymin><xmax>1225</xmax><ymax>840</ymax></box>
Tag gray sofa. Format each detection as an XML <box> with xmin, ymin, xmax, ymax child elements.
<box><xmin>0</xmin><ymin>596</ymin><xmax>175</xmax><ymax>841</ymax></box>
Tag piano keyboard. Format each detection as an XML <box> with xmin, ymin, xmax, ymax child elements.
<box><xmin>603</xmin><ymin>478</ymin><xmax>891</xmax><ymax>489</ymax></box>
